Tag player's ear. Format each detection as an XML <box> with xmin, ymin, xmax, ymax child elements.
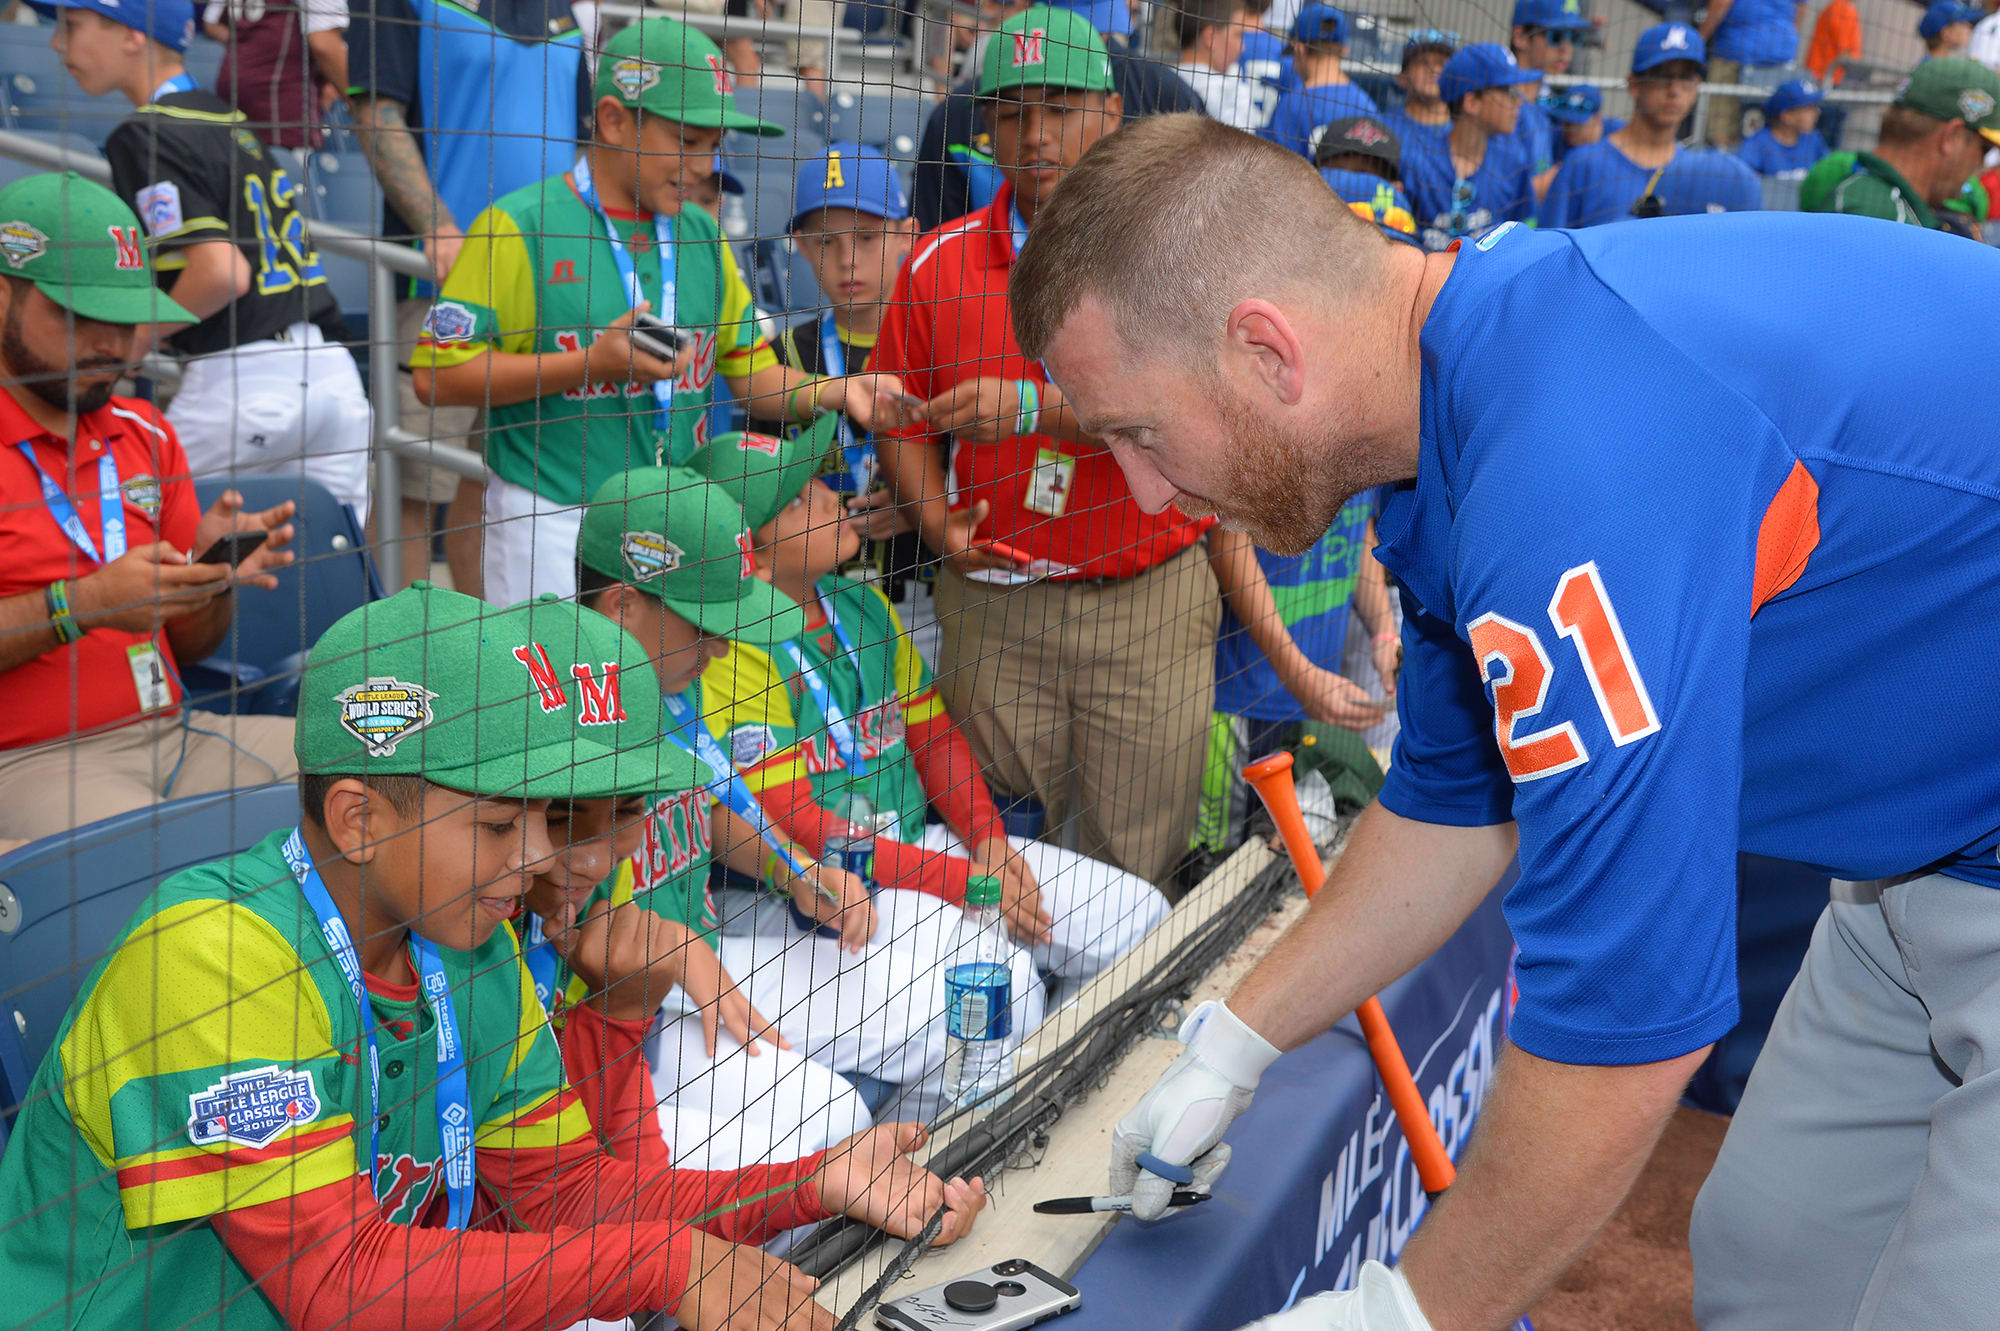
<box><xmin>1103</xmin><ymin>92</ymin><xmax>1125</xmax><ymax>121</ymax></box>
<box><xmin>321</xmin><ymin>778</ymin><xmax>386</xmax><ymax>863</ymax></box>
<box><xmin>596</xmin><ymin>96</ymin><xmax>633</xmax><ymax>148</ymax></box>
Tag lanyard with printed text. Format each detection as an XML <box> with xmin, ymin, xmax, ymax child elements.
<box><xmin>16</xmin><ymin>441</ymin><xmax>124</xmax><ymax>565</ymax></box>
<box><xmin>783</xmin><ymin>590</ymin><xmax>868</xmax><ymax>780</ymax></box>
<box><xmin>283</xmin><ymin>828</ymin><xmax>475</xmax><ymax>1229</ymax></box>
<box><xmin>523</xmin><ymin>914</ymin><xmax>562</xmax><ymax>1013</ymax></box>
<box><xmin>151</xmin><ymin>72</ymin><xmax>198</xmax><ymax>101</ymax></box>
<box><xmin>573</xmin><ymin>154</ymin><xmax>676</xmax><ymax>433</ymax></box>
<box><xmin>817</xmin><ymin>313</ymin><xmax>874</xmax><ymax>493</ymax></box>
<box><xmin>660</xmin><ymin>688</ymin><xmax>812</xmax><ymax>877</ymax></box>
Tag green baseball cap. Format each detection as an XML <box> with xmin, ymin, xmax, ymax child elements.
<box><xmin>687</xmin><ymin>428</ymin><xmax>823</xmax><ymax>531</ymax></box>
<box><xmin>980</xmin><ymin>5</ymin><xmax>1116</xmax><ymax>98</ymax></box>
<box><xmin>0</xmin><ymin>173</ymin><xmax>195</xmax><ymax>325</ymax></box>
<box><xmin>576</xmin><ymin>465</ymin><xmax>805</xmax><ymax>646</ymax></box>
<box><xmin>509</xmin><ymin>596</ymin><xmax>715</xmax><ymax>797</ymax></box>
<box><xmin>1894</xmin><ymin>58</ymin><xmax>2000</xmax><ymax>146</ymax></box>
<box><xmin>295</xmin><ymin>583</ymin><xmax>638</xmax><ymax>798</ymax></box>
<box><xmin>595</xmin><ymin>17</ymin><xmax>782</xmax><ymax>137</ymax></box>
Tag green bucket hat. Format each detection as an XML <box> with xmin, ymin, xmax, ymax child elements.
<box><xmin>0</xmin><ymin>172</ymin><xmax>195</xmax><ymax>325</ymax></box>
<box><xmin>1895</xmin><ymin>58</ymin><xmax>2000</xmax><ymax>146</ymax></box>
<box><xmin>980</xmin><ymin>5</ymin><xmax>1116</xmax><ymax>98</ymax></box>
<box><xmin>294</xmin><ymin>583</ymin><xmax>636</xmax><ymax>798</ymax></box>
<box><xmin>596</xmin><ymin>17</ymin><xmax>782</xmax><ymax>136</ymax></box>
<box><xmin>576</xmin><ymin>465</ymin><xmax>805</xmax><ymax>646</ymax></box>
<box><xmin>687</xmin><ymin>428</ymin><xmax>823</xmax><ymax>532</ymax></box>
<box><xmin>509</xmin><ymin>595</ymin><xmax>716</xmax><ymax>797</ymax></box>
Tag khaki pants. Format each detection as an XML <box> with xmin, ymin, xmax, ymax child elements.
<box><xmin>933</xmin><ymin>543</ymin><xmax>1220</xmax><ymax>886</ymax></box>
<box><xmin>0</xmin><ymin>713</ymin><xmax>299</xmax><ymax>842</ymax></box>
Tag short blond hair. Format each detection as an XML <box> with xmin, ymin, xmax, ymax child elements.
<box><xmin>1010</xmin><ymin>114</ymin><xmax>1388</xmax><ymax>364</ymax></box>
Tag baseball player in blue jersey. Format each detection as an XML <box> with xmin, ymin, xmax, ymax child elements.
<box><xmin>1379</xmin><ymin>29</ymin><xmax>1458</xmax><ymax>159</ymax></box>
<box><xmin>1544</xmin><ymin>22</ymin><xmax>1705</xmax><ymax>228</ymax></box>
<box><xmin>1260</xmin><ymin>3</ymin><xmax>1380</xmax><ymax>158</ymax></box>
<box><xmin>1402</xmin><ymin>44</ymin><xmax>1538</xmax><ymax>251</ymax></box>
<box><xmin>1013</xmin><ymin>109</ymin><xmax>2000</xmax><ymax>1331</ymax></box>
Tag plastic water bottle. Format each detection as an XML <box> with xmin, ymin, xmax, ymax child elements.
<box><xmin>794</xmin><ymin>792</ymin><xmax>879</xmax><ymax>937</ymax></box>
<box><xmin>944</xmin><ymin>873</ymin><xmax>1015</xmax><ymax>1108</ymax></box>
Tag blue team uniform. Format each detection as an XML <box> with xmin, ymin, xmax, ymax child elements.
<box><xmin>1262</xmin><ymin>81</ymin><xmax>1382</xmax><ymax>158</ymax></box>
<box><xmin>1402</xmin><ymin>138</ymin><xmax>1534</xmax><ymax>250</ymax></box>
<box><xmin>1381</xmin><ymin>108</ymin><xmax>1450</xmax><ymax>158</ymax></box>
<box><xmin>1235</xmin><ymin>28</ymin><xmax>1299</xmax><ymax>129</ymax></box>
<box><xmin>1376</xmin><ymin>214</ymin><xmax>2000</xmax><ymax>1067</ymax></box>
<box><xmin>1737</xmin><ymin>127</ymin><xmax>1830</xmax><ymax>177</ymax></box>
<box><xmin>1709</xmin><ymin>0</ymin><xmax>1799</xmax><ymax>65</ymax></box>
<box><xmin>1542</xmin><ymin>139</ymin><xmax>1666</xmax><ymax>228</ymax></box>
<box><xmin>1549</xmin><ymin>118</ymin><xmax>1622</xmax><ymax>166</ymax></box>
<box><xmin>1504</xmin><ymin>97</ymin><xmax>1557</xmax><ymax>175</ymax></box>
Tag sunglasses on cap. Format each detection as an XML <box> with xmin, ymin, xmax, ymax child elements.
<box><xmin>1406</xmin><ymin>27</ymin><xmax>1460</xmax><ymax>48</ymax></box>
<box><xmin>1525</xmin><ymin>26</ymin><xmax>1578</xmax><ymax>43</ymax></box>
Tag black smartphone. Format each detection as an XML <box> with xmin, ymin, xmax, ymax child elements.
<box><xmin>630</xmin><ymin>312</ymin><xmax>695</xmax><ymax>362</ymax></box>
<box><xmin>195</xmin><ymin>530</ymin><xmax>269</xmax><ymax>567</ymax></box>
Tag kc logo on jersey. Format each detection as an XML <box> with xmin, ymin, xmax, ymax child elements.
<box><xmin>135</xmin><ymin>181</ymin><xmax>184</xmax><ymax>238</ymax></box>
<box><xmin>1011</xmin><ymin>28</ymin><xmax>1046</xmax><ymax>65</ymax></box>
<box><xmin>611</xmin><ymin>56</ymin><xmax>661</xmax><ymax>100</ymax></box>
<box><xmin>423</xmin><ymin>301</ymin><xmax>476</xmax><ymax>343</ymax></box>
<box><xmin>108</xmin><ymin>226</ymin><xmax>142</xmax><ymax>271</ymax></box>
<box><xmin>187</xmin><ymin>1065</ymin><xmax>322</xmax><ymax>1149</ymax></box>
<box><xmin>622</xmin><ymin>530</ymin><xmax>683</xmax><ymax>581</ymax></box>
<box><xmin>335</xmin><ymin>677</ymin><xmax>437</xmax><ymax>756</ymax></box>
<box><xmin>0</xmin><ymin>219</ymin><xmax>47</xmax><ymax>270</ymax></box>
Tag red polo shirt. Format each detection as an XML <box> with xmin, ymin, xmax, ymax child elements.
<box><xmin>0</xmin><ymin>384</ymin><xmax>199</xmax><ymax>750</ymax></box>
<box><xmin>872</xmin><ymin>183</ymin><xmax>1211</xmax><ymax>581</ymax></box>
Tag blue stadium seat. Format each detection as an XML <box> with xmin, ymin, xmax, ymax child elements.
<box><xmin>183</xmin><ymin>33</ymin><xmax>224</xmax><ymax>91</ymax></box>
<box><xmin>180</xmin><ymin>476</ymin><xmax>384</xmax><ymax>717</ymax></box>
<box><xmin>0</xmin><ymin>26</ymin><xmax>130</xmax><ymax>148</ymax></box>
<box><xmin>826</xmin><ymin>91</ymin><xmax>924</xmax><ymax>160</ymax></box>
<box><xmin>731</xmin><ymin>82</ymin><xmax>828</xmax><ymax>148</ymax></box>
<box><xmin>0</xmin><ymin>781</ymin><xmax>302</xmax><ymax>1147</ymax></box>
<box><xmin>297</xmin><ymin>147</ymin><xmax>383</xmax><ymax>320</ymax></box>
<box><xmin>0</xmin><ymin>129</ymin><xmax>99</xmax><ymax>190</ymax></box>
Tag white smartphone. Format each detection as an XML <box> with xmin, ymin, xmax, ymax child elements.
<box><xmin>874</xmin><ymin>1259</ymin><xmax>1081</xmax><ymax>1331</ymax></box>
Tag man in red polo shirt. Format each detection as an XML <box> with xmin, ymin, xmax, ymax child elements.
<box><xmin>0</xmin><ymin>173</ymin><xmax>298</xmax><ymax>844</ymax></box>
<box><xmin>876</xmin><ymin>8</ymin><xmax>1346</xmax><ymax>886</ymax></box>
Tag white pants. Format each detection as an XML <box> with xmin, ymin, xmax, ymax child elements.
<box><xmin>166</xmin><ymin>322</ymin><xmax>372</xmax><ymax>522</ymax></box>
<box><xmin>648</xmin><ymin>983</ymin><xmax>874</xmax><ymax>1171</ymax></box>
<box><xmin>483</xmin><ymin>473</ymin><xmax>582</xmax><ymax>607</ymax></box>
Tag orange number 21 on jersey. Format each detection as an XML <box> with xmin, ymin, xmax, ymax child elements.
<box><xmin>1467</xmin><ymin>562</ymin><xmax>1661</xmax><ymax>782</ymax></box>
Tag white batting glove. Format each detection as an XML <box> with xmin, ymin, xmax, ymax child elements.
<box><xmin>1110</xmin><ymin>1000</ymin><xmax>1280</xmax><ymax>1219</ymax></box>
<box><xmin>1240</xmin><ymin>1263</ymin><xmax>1435</xmax><ymax>1331</ymax></box>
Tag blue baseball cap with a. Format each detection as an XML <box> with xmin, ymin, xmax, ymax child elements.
<box><xmin>29</xmin><ymin>0</ymin><xmax>194</xmax><ymax>50</ymax></box>
<box><xmin>1631</xmin><ymin>22</ymin><xmax>1706</xmax><ymax>73</ymax></box>
<box><xmin>1439</xmin><ymin>43</ymin><xmax>1540</xmax><ymax>105</ymax></box>
<box><xmin>1512</xmin><ymin>0</ymin><xmax>1592</xmax><ymax>32</ymax></box>
<box><xmin>1291</xmin><ymin>3</ymin><xmax>1349</xmax><ymax>45</ymax></box>
<box><xmin>1920</xmin><ymin>0</ymin><xmax>1979</xmax><ymax>41</ymax></box>
<box><xmin>1541</xmin><ymin>83</ymin><xmax>1603</xmax><ymax>123</ymax></box>
<box><xmin>790</xmin><ymin>141</ymin><xmax>909</xmax><ymax>229</ymax></box>
<box><xmin>1763</xmin><ymin>77</ymin><xmax>1823</xmax><ymax>118</ymax></box>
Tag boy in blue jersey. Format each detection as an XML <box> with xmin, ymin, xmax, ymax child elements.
<box><xmin>1736</xmin><ymin>78</ymin><xmax>1830</xmax><ymax>178</ymax></box>
<box><xmin>1921</xmin><ymin>0</ymin><xmax>1979</xmax><ymax>56</ymax></box>
<box><xmin>1232</xmin><ymin>0</ymin><xmax>1297</xmax><ymax>130</ymax></box>
<box><xmin>1541</xmin><ymin>83</ymin><xmax>1620</xmax><ymax>167</ymax></box>
<box><xmin>1633</xmin><ymin>147</ymin><xmax>1764</xmax><ymax>215</ymax></box>
<box><xmin>1543</xmin><ymin>22</ymin><xmax>1703</xmax><ymax>228</ymax></box>
<box><xmin>1402</xmin><ymin>43</ymin><xmax>1537</xmax><ymax>251</ymax></box>
<box><xmin>1504</xmin><ymin>0</ymin><xmax>1588</xmax><ymax>196</ymax></box>
<box><xmin>1260</xmin><ymin>3</ymin><xmax>1380</xmax><ymax>158</ymax></box>
<box><xmin>1379</xmin><ymin>29</ymin><xmax>1457</xmax><ymax>160</ymax></box>
<box><xmin>1017</xmin><ymin>108</ymin><xmax>2000</xmax><ymax>1331</ymax></box>
<box><xmin>1315</xmin><ymin>115</ymin><xmax>1422</xmax><ymax>245</ymax></box>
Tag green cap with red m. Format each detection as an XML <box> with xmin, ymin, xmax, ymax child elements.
<box><xmin>0</xmin><ymin>172</ymin><xmax>194</xmax><ymax>324</ymax></box>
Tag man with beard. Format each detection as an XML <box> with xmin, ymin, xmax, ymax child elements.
<box><xmin>873</xmin><ymin>7</ymin><xmax>1342</xmax><ymax>889</ymax></box>
<box><xmin>0</xmin><ymin>173</ymin><xmax>297</xmax><ymax>843</ymax></box>
<box><xmin>1010</xmin><ymin>111</ymin><xmax>2000</xmax><ymax>1331</ymax></box>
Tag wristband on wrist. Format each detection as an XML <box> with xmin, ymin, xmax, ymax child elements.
<box><xmin>809</xmin><ymin>377</ymin><xmax>828</xmax><ymax>417</ymax></box>
<box><xmin>46</xmin><ymin>579</ymin><xmax>80</xmax><ymax>645</ymax></box>
<box><xmin>1373</xmin><ymin>632</ymin><xmax>1399</xmax><ymax>644</ymax></box>
<box><xmin>786</xmin><ymin>382</ymin><xmax>809</xmax><ymax>424</ymax></box>
<box><xmin>1016</xmin><ymin>379</ymin><xmax>1040</xmax><ymax>437</ymax></box>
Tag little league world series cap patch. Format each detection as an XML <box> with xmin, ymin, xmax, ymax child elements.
<box><xmin>596</xmin><ymin>17</ymin><xmax>781</xmax><ymax>135</ymax></box>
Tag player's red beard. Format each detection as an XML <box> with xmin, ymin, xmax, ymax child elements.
<box><xmin>1200</xmin><ymin>370</ymin><xmax>1356</xmax><ymax>556</ymax></box>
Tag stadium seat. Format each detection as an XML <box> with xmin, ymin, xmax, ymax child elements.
<box><xmin>181</xmin><ymin>476</ymin><xmax>385</xmax><ymax>717</ymax></box>
<box><xmin>826</xmin><ymin>91</ymin><xmax>924</xmax><ymax>160</ymax></box>
<box><xmin>182</xmin><ymin>34</ymin><xmax>224</xmax><ymax>91</ymax></box>
<box><xmin>0</xmin><ymin>26</ymin><xmax>129</xmax><ymax>148</ymax></box>
<box><xmin>0</xmin><ymin>781</ymin><xmax>302</xmax><ymax>1147</ymax></box>
<box><xmin>296</xmin><ymin>147</ymin><xmax>383</xmax><ymax>320</ymax></box>
<box><xmin>730</xmin><ymin>82</ymin><xmax>828</xmax><ymax>148</ymax></box>
<box><xmin>0</xmin><ymin>129</ymin><xmax>99</xmax><ymax>190</ymax></box>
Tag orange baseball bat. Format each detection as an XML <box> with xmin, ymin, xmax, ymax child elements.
<box><xmin>1242</xmin><ymin>751</ymin><xmax>1458</xmax><ymax>1198</ymax></box>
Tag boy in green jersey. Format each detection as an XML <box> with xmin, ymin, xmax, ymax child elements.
<box><xmin>412</xmin><ymin>16</ymin><xmax>911</xmax><ymax>608</ymax></box>
<box><xmin>0</xmin><ymin>583</ymin><xmax>852</xmax><ymax>1331</ymax></box>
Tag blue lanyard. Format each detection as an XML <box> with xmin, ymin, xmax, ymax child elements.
<box><xmin>16</xmin><ymin>441</ymin><xmax>124</xmax><ymax>565</ymax></box>
<box><xmin>572</xmin><ymin>155</ymin><xmax>676</xmax><ymax>433</ymax></box>
<box><xmin>151</xmin><ymin>73</ymin><xmax>198</xmax><ymax>100</ymax></box>
<box><xmin>522</xmin><ymin>914</ymin><xmax>562</xmax><ymax>1013</ymax></box>
<box><xmin>818</xmin><ymin>313</ymin><xmax>874</xmax><ymax>494</ymax></box>
<box><xmin>660</xmin><ymin>688</ymin><xmax>812</xmax><ymax>877</ymax></box>
<box><xmin>282</xmin><ymin>828</ymin><xmax>476</xmax><ymax>1229</ymax></box>
<box><xmin>783</xmin><ymin>591</ymin><xmax>869</xmax><ymax>780</ymax></box>
<box><xmin>1008</xmin><ymin>204</ymin><xmax>1029</xmax><ymax>258</ymax></box>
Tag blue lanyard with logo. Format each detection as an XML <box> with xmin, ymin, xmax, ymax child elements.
<box><xmin>16</xmin><ymin>442</ymin><xmax>124</xmax><ymax>565</ymax></box>
<box><xmin>522</xmin><ymin>914</ymin><xmax>562</xmax><ymax>1013</ymax></box>
<box><xmin>660</xmin><ymin>688</ymin><xmax>812</xmax><ymax>878</ymax></box>
<box><xmin>572</xmin><ymin>155</ymin><xmax>676</xmax><ymax>433</ymax></box>
<box><xmin>1008</xmin><ymin>204</ymin><xmax>1029</xmax><ymax>258</ymax></box>
<box><xmin>818</xmin><ymin>313</ymin><xmax>874</xmax><ymax>494</ymax></box>
<box><xmin>151</xmin><ymin>73</ymin><xmax>198</xmax><ymax>100</ymax></box>
<box><xmin>282</xmin><ymin>828</ymin><xmax>476</xmax><ymax>1229</ymax></box>
<box><xmin>783</xmin><ymin>590</ymin><xmax>869</xmax><ymax>780</ymax></box>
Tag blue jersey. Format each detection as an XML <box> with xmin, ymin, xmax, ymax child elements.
<box><xmin>1377</xmin><ymin>215</ymin><xmax>2000</xmax><ymax>1068</ymax></box>
<box><xmin>1403</xmin><ymin>138</ymin><xmax>1534</xmax><ymax>251</ymax></box>
<box><xmin>1710</xmin><ymin>0</ymin><xmax>1799</xmax><ymax>65</ymax></box>
<box><xmin>1549</xmin><ymin>118</ymin><xmax>1623</xmax><ymax>167</ymax></box>
<box><xmin>1215</xmin><ymin>492</ymin><xmax>1379</xmax><ymax>721</ymax></box>
<box><xmin>1736</xmin><ymin>127</ymin><xmax>1830</xmax><ymax>178</ymax></box>
<box><xmin>1542</xmin><ymin>139</ymin><xmax>1664</xmax><ymax>228</ymax></box>
<box><xmin>1262</xmin><ymin>80</ymin><xmax>1382</xmax><ymax>159</ymax></box>
<box><xmin>1380</xmin><ymin>108</ymin><xmax>1450</xmax><ymax>160</ymax></box>
<box><xmin>1504</xmin><ymin>98</ymin><xmax>1557</xmax><ymax>176</ymax></box>
<box><xmin>1234</xmin><ymin>29</ymin><xmax>1299</xmax><ymax>130</ymax></box>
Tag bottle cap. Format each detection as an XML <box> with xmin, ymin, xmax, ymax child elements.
<box><xmin>965</xmin><ymin>874</ymin><xmax>1003</xmax><ymax>906</ymax></box>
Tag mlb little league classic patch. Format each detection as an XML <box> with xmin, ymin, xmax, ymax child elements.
<box><xmin>335</xmin><ymin>677</ymin><xmax>438</xmax><ymax>756</ymax></box>
<box><xmin>622</xmin><ymin>531</ymin><xmax>684</xmax><ymax>581</ymax></box>
<box><xmin>612</xmin><ymin>57</ymin><xmax>661</xmax><ymax>100</ymax></box>
<box><xmin>186</xmin><ymin>1065</ymin><xmax>323</xmax><ymax>1149</ymax></box>
<box><xmin>0</xmin><ymin>219</ymin><xmax>47</xmax><ymax>270</ymax></box>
